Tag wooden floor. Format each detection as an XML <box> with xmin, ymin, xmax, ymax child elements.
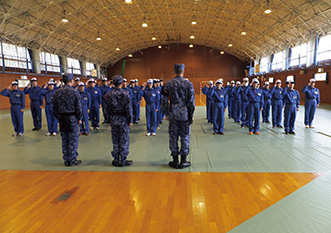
<box><xmin>0</xmin><ymin>170</ymin><xmax>319</xmax><ymax>233</ymax></box>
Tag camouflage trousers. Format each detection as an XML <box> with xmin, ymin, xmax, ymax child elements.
<box><xmin>61</xmin><ymin>117</ymin><xmax>79</xmax><ymax>162</ymax></box>
<box><xmin>111</xmin><ymin>115</ymin><xmax>130</xmax><ymax>161</ymax></box>
<box><xmin>168</xmin><ymin>120</ymin><xmax>190</xmax><ymax>157</ymax></box>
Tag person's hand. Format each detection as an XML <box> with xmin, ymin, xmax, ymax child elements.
<box><xmin>260</xmin><ymin>108</ymin><xmax>263</xmax><ymax>111</ymax></box>
<box><xmin>297</xmin><ymin>108</ymin><xmax>299</xmax><ymax>111</ymax></box>
<box><xmin>40</xmin><ymin>106</ymin><xmax>43</xmax><ymax>109</ymax></box>
<box><xmin>27</xmin><ymin>82</ymin><xmax>30</xmax><ymax>88</ymax></box>
<box><xmin>165</xmin><ymin>115</ymin><xmax>169</xmax><ymax>121</ymax></box>
<box><xmin>78</xmin><ymin>120</ymin><xmax>82</xmax><ymax>124</ymax></box>
<box><xmin>129</xmin><ymin>123</ymin><xmax>133</xmax><ymax>127</ymax></box>
<box><xmin>142</xmin><ymin>82</ymin><xmax>147</xmax><ymax>87</ymax></box>
<box><xmin>20</xmin><ymin>109</ymin><xmax>24</xmax><ymax>112</ymax></box>
<box><xmin>87</xmin><ymin>109</ymin><xmax>90</xmax><ymax>114</ymax></box>
<box><xmin>224</xmin><ymin>109</ymin><xmax>226</xmax><ymax>112</ymax></box>
<box><xmin>8</xmin><ymin>84</ymin><xmax>12</xmax><ymax>89</ymax></box>
<box><xmin>99</xmin><ymin>105</ymin><xmax>102</xmax><ymax>108</ymax></box>
<box><xmin>317</xmin><ymin>104</ymin><xmax>319</xmax><ymax>107</ymax></box>
<box><xmin>283</xmin><ymin>106</ymin><xmax>285</xmax><ymax>108</ymax></box>
<box><xmin>155</xmin><ymin>109</ymin><xmax>158</xmax><ymax>112</ymax></box>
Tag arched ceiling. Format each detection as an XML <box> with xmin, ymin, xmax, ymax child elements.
<box><xmin>1</xmin><ymin>0</ymin><xmax>331</xmax><ymax>66</ymax></box>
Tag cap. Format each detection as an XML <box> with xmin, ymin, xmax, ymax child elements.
<box><xmin>49</xmin><ymin>78</ymin><xmax>55</xmax><ymax>82</ymax></box>
<box><xmin>174</xmin><ymin>64</ymin><xmax>185</xmax><ymax>73</ymax></box>
<box><xmin>75</xmin><ymin>77</ymin><xmax>80</xmax><ymax>81</ymax></box>
<box><xmin>231</xmin><ymin>80</ymin><xmax>235</xmax><ymax>84</ymax></box>
<box><xmin>252</xmin><ymin>78</ymin><xmax>259</xmax><ymax>84</ymax></box>
<box><xmin>48</xmin><ymin>81</ymin><xmax>55</xmax><ymax>85</ymax></box>
<box><xmin>135</xmin><ymin>79</ymin><xmax>138</xmax><ymax>82</ymax></box>
<box><xmin>62</xmin><ymin>73</ymin><xmax>74</xmax><ymax>82</ymax></box>
<box><xmin>264</xmin><ymin>81</ymin><xmax>269</xmax><ymax>86</ymax></box>
<box><xmin>112</xmin><ymin>75</ymin><xmax>123</xmax><ymax>85</ymax></box>
<box><xmin>31</xmin><ymin>77</ymin><xmax>37</xmax><ymax>81</ymax></box>
<box><xmin>12</xmin><ymin>81</ymin><xmax>18</xmax><ymax>85</ymax></box>
<box><xmin>243</xmin><ymin>77</ymin><xmax>249</xmax><ymax>82</ymax></box>
<box><xmin>78</xmin><ymin>82</ymin><xmax>85</xmax><ymax>87</ymax></box>
<box><xmin>276</xmin><ymin>79</ymin><xmax>282</xmax><ymax>84</ymax></box>
<box><xmin>208</xmin><ymin>80</ymin><xmax>213</xmax><ymax>85</ymax></box>
<box><xmin>123</xmin><ymin>78</ymin><xmax>127</xmax><ymax>82</ymax></box>
<box><xmin>130</xmin><ymin>79</ymin><xmax>136</xmax><ymax>83</ymax></box>
<box><xmin>87</xmin><ymin>78</ymin><xmax>95</xmax><ymax>83</ymax></box>
<box><xmin>216</xmin><ymin>78</ymin><xmax>223</xmax><ymax>84</ymax></box>
<box><xmin>102</xmin><ymin>78</ymin><xmax>108</xmax><ymax>82</ymax></box>
<box><xmin>236</xmin><ymin>81</ymin><xmax>241</xmax><ymax>85</ymax></box>
<box><xmin>147</xmin><ymin>79</ymin><xmax>153</xmax><ymax>83</ymax></box>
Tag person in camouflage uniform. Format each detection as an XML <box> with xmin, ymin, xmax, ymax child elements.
<box><xmin>104</xmin><ymin>75</ymin><xmax>133</xmax><ymax>167</ymax></box>
<box><xmin>53</xmin><ymin>73</ymin><xmax>83</xmax><ymax>167</ymax></box>
<box><xmin>162</xmin><ymin>64</ymin><xmax>195</xmax><ymax>169</ymax></box>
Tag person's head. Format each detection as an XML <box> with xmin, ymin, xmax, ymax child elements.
<box><xmin>112</xmin><ymin>75</ymin><xmax>123</xmax><ymax>88</ymax></box>
<box><xmin>275</xmin><ymin>79</ymin><xmax>282</xmax><ymax>88</ymax></box>
<box><xmin>174</xmin><ymin>64</ymin><xmax>185</xmax><ymax>76</ymax></box>
<box><xmin>62</xmin><ymin>73</ymin><xmax>74</xmax><ymax>86</ymax></box>
<box><xmin>102</xmin><ymin>78</ymin><xmax>108</xmax><ymax>86</ymax></box>
<box><xmin>48</xmin><ymin>82</ymin><xmax>55</xmax><ymax>90</ymax></box>
<box><xmin>236</xmin><ymin>81</ymin><xmax>241</xmax><ymax>87</ymax></box>
<box><xmin>88</xmin><ymin>79</ymin><xmax>95</xmax><ymax>88</ymax></box>
<box><xmin>147</xmin><ymin>79</ymin><xmax>153</xmax><ymax>88</ymax></box>
<box><xmin>216</xmin><ymin>78</ymin><xmax>223</xmax><ymax>89</ymax></box>
<box><xmin>252</xmin><ymin>78</ymin><xmax>259</xmax><ymax>88</ymax></box>
<box><xmin>160</xmin><ymin>79</ymin><xmax>163</xmax><ymax>86</ymax></box>
<box><xmin>78</xmin><ymin>82</ymin><xmax>85</xmax><ymax>92</ymax></box>
<box><xmin>231</xmin><ymin>80</ymin><xmax>235</xmax><ymax>87</ymax></box>
<box><xmin>208</xmin><ymin>80</ymin><xmax>213</xmax><ymax>87</ymax></box>
<box><xmin>122</xmin><ymin>79</ymin><xmax>127</xmax><ymax>88</ymax></box>
<box><xmin>264</xmin><ymin>81</ymin><xmax>270</xmax><ymax>89</ymax></box>
<box><xmin>12</xmin><ymin>81</ymin><xmax>19</xmax><ymax>90</ymax></box>
<box><xmin>135</xmin><ymin>79</ymin><xmax>139</xmax><ymax>85</ymax></box>
<box><xmin>31</xmin><ymin>77</ymin><xmax>37</xmax><ymax>87</ymax></box>
<box><xmin>130</xmin><ymin>80</ymin><xmax>136</xmax><ymax>87</ymax></box>
<box><xmin>75</xmin><ymin>78</ymin><xmax>80</xmax><ymax>85</ymax></box>
<box><xmin>243</xmin><ymin>77</ymin><xmax>249</xmax><ymax>87</ymax></box>
<box><xmin>289</xmin><ymin>81</ymin><xmax>295</xmax><ymax>90</ymax></box>
<box><xmin>309</xmin><ymin>78</ymin><xmax>316</xmax><ymax>87</ymax></box>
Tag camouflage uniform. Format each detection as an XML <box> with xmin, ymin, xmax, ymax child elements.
<box><xmin>162</xmin><ymin>76</ymin><xmax>195</xmax><ymax>158</ymax></box>
<box><xmin>104</xmin><ymin>87</ymin><xmax>133</xmax><ymax>163</ymax></box>
<box><xmin>53</xmin><ymin>85</ymin><xmax>82</xmax><ymax>162</ymax></box>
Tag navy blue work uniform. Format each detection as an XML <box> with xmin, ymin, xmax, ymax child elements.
<box><xmin>262</xmin><ymin>88</ymin><xmax>271</xmax><ymax>123</ymax></box>
<box><xmin>24</xmin><ymin>85</ymin><xmax>43</xmax><ymax>129</ymax></box>
<box><xmin>155</xmin><ymin>86</ymin><xmax>162</xmax><ymax>128</ymax></box>
<box><xmin>53</xmin><ymin>84</ymin><xmax>82</xmax><ymax>163</ymax></box>
<box><xmin>99</xmin><ymin>84</ymin><xmax>111</xmax><ymax>123</ymax></box>
<box><xmin>246</xmin><ymin>86</ymin><xmax>264</xmax><ymax>133</ymax></box>
<box><xmin>240</xmin><ymin>85</ymin><xmax>249</xmax><ymax>127</ymax></box>
<box><xmin>232</xmin><ymin>86</ymin><xmax>241</xmax><ymax>122</ymax></box>
<box><xmin>162</xmin><ymin>76</ymin><xmax>195</xmax><ymax>157</ymax></box>
<box><xmin>136</xmin><ymin>85</ymin><xmax>142</xmax><ymax>119</ymax></box>
<box><xmin>130</xmin><ymin>86</ymin><xmax>139</xmax><ymax>123</ymax></box>
<box><xmin>104</xmin><ymin>87</ymin><xmax>133</xmax><ymax>163</ymax></box>
<box><xmin>301</xmin><ymin>85</ymin><xmax>320</xmax><ymax>126</ymax></box>
<box><xmin>41</xmin><ymin>88</ymin><xmax>58</xmax><ymax>134</ymax></box>
<box><xmin>211</xmin><ymin>87</ymin><xmax>228</xmax><ymax>133</ymax></box>
<box><xmin>283</xmin><ymin>88</ymin><xmax>300</xmax><ymax>133</ymax></box>
<box><xmin>79</xmin><ymin>90</ymin><xmax>91</xmax><ymax>134</ymax></box>
<box><xmin>1</xmin><ymin>88</ymin><xmax>25</xmax><ymax>134</ymax></box>
<box><xmin>270</xmin><ymin>86</ymin><xmax>283</xmax><ymax>127</ymax></box>
<box><xmin>202</xmin><ymin>85</ymin><xmax>214</xmax><ymax>123</ymax></box>
<box><xmin>227</xmin><ymin>85</ymin><xmax>235</xmax><ymax>118</ymax></box>
<box><xmin>86</xmin><ymin>86</ymin><xmax>102</xmax><ymax>128</ymax></box>
<box><xmin>140</xmin><ymin>87</ymin><xmax>158</xmax><ymax>134</ymax></box>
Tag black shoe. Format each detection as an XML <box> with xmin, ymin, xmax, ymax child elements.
<box><xmin>120</xmin><ymin>160</ymin><xmax>133</xmax><ymax>167</ymax></box>
<box><xmin>277</xmin><ymin>125</ymin><xmax>283</xmax><ymax>128</ymax></box>
<box><xmin>159</xmin><ymin>121</ymin><xmax>163</xmax><ymax>124</ymax></box>
<box><xmin>285</xmin><ymin>131</ymin><xmax>289</xmax><ymax>135</ymax></box>
<box><xmin>289</xmin><ymin>131</ymin><xmax>295</xmax><ymax>135</ymax></box>
<box><xmin>102</xmin><ymin>122</ymin><xmax>106</xmax><ymax>125</ymax></box>
<box><xmin>32</xmin><ymin>128</ymin><xmax>37</xmax><ymax>131</ymax></box>
<box><xmin>169</xmin><ymin>155</ymin><xmax>179</xmax><ymax>169</ymax></box>
<box><xmin>71</xmin><ymin>160</ymin><xmax>82</xmax><ymax>166</ymax></box>
<box><xmin>266</xmin><ymin>121</ymin><xmax>270</xmax><ymax>123</ymax></box>
<box><xmin>111</xmin><ymin>160</ymin><xmax>120</xmax><ymax>167</ymax></box>
<box><xmin>179</xmin><ymin>156</ymin><xmax>191</xmax><ymax>169</ymax></box>
<box><xmin>64</xmin><ymin>161</ymin><xmax>71</xmax><ymax>166</ymax></box>
<box><xmin>219</xmin><ymin>132</ymin><xmax>224</xmax><ymax>135</ymax></box>
<box><xmin>138</xmin><ymin>118</ymin><xmax>140</xmax><ymax>120</ymax></box>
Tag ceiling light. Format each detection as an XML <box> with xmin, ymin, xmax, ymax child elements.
<box><xmin>158</xmin><ymin>45</ymin><xmax>162</xmax><ymax>49</ymax></box>
<box><xmin>96</xmin><ymin>31</ymin><xmax>101</xmax><ymax>40</ymax></box>
<box><xmin>62</xmin><ymin>10</ymin><xmax>68</xmax><ymax>23</ymax></box>
<box><xmin>190</xmin><ymin>35</ymin><xmax>195</xmax><ymax>39</ymax></box>
<box><xmin>220</xmin><ymin>51</ymin><xmax>224</xmax><ymax>54</ymax></box>
<box><xmin>228</xmin><ymin>44</ymin><xmax>233</xmax><ymax>47</ymax></box>
<box><xmin>115</xmin><ymin>47</ymin><xmax>120</xmax><ymax>51</ymax></box>
<box><xmin>241</xmin><ymin>31</ymin><xmax>246</xmax><ymax>35</ymax></box>
<box><xmin>152</xmin><ymin>36</ymin><xmax>156</xmax><ymax>40</ymax></box>
<box><xmin>189</xmin><ymin>44</ymin><xmax>193</xmax><ymax>48</ymax></box>
<box><xmin>264</xmin><ymin>9</ymin><xmax>271</xmax><ymax>14</ymax></box>
<box><xmin>128</xmin><ymin>54</ymin><xmax>133</xmax><ymax>57</ymax></box>
<box><xmin>142</xmin><ymin>22</ymin><xmax>148</xmax><ymax>27</ymax></box>
<box><xmin>191</xmin><ymin>21</ymin><xmax>197</xmax><ymax>25</ymax></box>
<box><xmin>124</xmin><ymin>0</ymin><xmax>132</xmax><ymax>4</ymax></box>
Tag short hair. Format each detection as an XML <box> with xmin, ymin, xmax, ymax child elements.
<box><xmin>175</xmin><ymin>69</ymin><xmax>184</xmax><ymax>75</ymax></box>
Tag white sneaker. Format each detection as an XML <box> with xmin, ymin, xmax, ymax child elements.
<box><xmin>12</xmin><ymin>133</ymin><xmax>17</xmax><ymax>137</ymax></box>
<box><xmin>157</xmin><ymin>127</ymin><xmax>160</xmax><ymax>129</ymax></box>
<box><xmin>45</xmin><ymin>133</ymin><xmax>51</xmax><ymax>136</ymax></box>
<box><xmin>305</xmin><ymin>125</ymin><xmax>309</xmax><ymax>128</ymax></box>
<box><xmin>17</xmin><ymin>133</ymin><xmax>23</xmax><ymax>137</ymax></box>
<box><xmin>95</xmin><ymin>127</ymin><xmax>99</xmax><ymax>130</ymax></box>
<box><xmin>90</xmin><ymin>127</ymin><xmax>95</xmax><ymax>130</ymax></box>
<box><xmin>146</xmin><ymin>133</ymin><xmax>151</xmax><ymax>136</ymax></box>
<box><xmin>309</xmin><ymin>125</ymin><xmax>314</xmax><ymax>128</ymax></box>
<box><xmin>152</xmin><ymin>133</ymin><xmax>156</xmax><ymax>136</ymax></box>
<box><xmin>52</xmin><ymin>132</ymin><xmax>57</xmax><ymax>136</ymax></box>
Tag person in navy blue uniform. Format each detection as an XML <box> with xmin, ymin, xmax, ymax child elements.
<box><xmin>99</xmin><ymin>78</ymin><xmax>111</xmax><ymax>124</ymax></box>
<box><xmin>52</xmin><ymin>73</ymin><xmax>82</xmax><ymax>167</ymax></box>
<box><xmin>78</xmin><ymin>82</ymin><xmax>91</xmax><ymax>135</ymax></box>
<box><xmin>140</xmin><ymin>79</ymin><xmax>158</xmax><ymax>136</ymax></box>
<box><xmin>41</xmin><ymin>81</ymin><xmax>58</xmax><ymax>136</ymax></box>
<box><xmin>1</xmin><ymin>81</ymin><xmax>25</xmax><ymax>136</ymax></box>
<box><xmin>159</xmin><ymin>78</ymin><xmax>165</xmax><ymax>124</ymax></box>
<box><xmin>135</xmin><ymin>79</ymin><xmax>142</xmax><ymax>120</ymax></box>
<box><xmin>24</xmin><ymin>77</ymin><xmax>43</xmax><ymax>131</ymax></box>
<box><xmin>162</xmin><ymin>64</ymin><xmax>195</xmax><ymax>169</ymax></box>
<box><xmin>72</xmin><ymin>78</ymin><xmax>81</xmax><ymax>89</ymax></box>
<box><xmin>104</xmin><ymin>75</ymin><xmax>133</xmax><ymax>167</ymax></box>
<box><xmin>270</xmin><ymin>79</ymin><xmax>283</xmax><ymax>128</ymax></box>
<box><xmin>202</xmin><ymin>81</ymin><xmax>214</xmax><ymax>124</ymax></box>
<box><xmin>86</xmin><ymin>78</ymin><xmax>102</xmax><ymax>130</ymax></box>
<box><xmin>130</xmin><ymin>79</ymin><xmax>139</xmax><ymax>124</ymax></box>
<box><xmin>211</xmin><ymin>79</ymin><xmax>228</xmax><ymax>135</ymax></box>
<box><xmin>246</xmin><ymin>78</ymin><xmax>264</xmax><ymax>135</ymax></box>
<box><xmin>240</xmin><ymin>77</ymin><xmax>250</xmax><ymax>128</ymax></box>
<box><xmin>153</xmin><ymin>79</ymin><xmax>162</xmax><ymax>129</ymax></box>
<box><xmin>301</xmin><ymin>78</ymin><xmax>320</xmax><ymax>128</ymax></box>
<box><xmin>283</xmin><ymin>81</ymin><xmax>300</xmax><ymax>134</ymax></box>
<box><xmin>227</xmin><ymin>81</ymin><xmax>235</xmax><ymax>118</ymax></box>
<box><xmin>262</xmin><ymin>81</ymin><xmax>271</xmax><ymax>123</ymax></box>
<box><xmin>232</xmin><ymin>81</ymin><xmax>242</xmax><ymax>123</ymax></box>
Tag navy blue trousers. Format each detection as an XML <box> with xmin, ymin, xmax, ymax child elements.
<box><xmin>31</xmin><ymin>101</ymin><xmax>42</xmax><ymax>128</ymax></box>
<box><xmin>272</xmin><ymin>99</ymin><xmax>283</xmax><ymax>127</ymax></box>
<box><xmin>284</xmin><ymin>104</ymin><xmax>297</xmax><ymax>132</ymax></box>
<box><xmin>262</xmin><ymin>99</ymin><xmax>271</xmax><ymax>122</ymax></box>
<box><xmin>241</xmin><ymin>101</ymin><xmax>249</xmax><ymax>127</ymax></box>
<box><xmin>213</xmin><ymin>102</ymin><xmax>225</xmax><ymax>133</ymax></box>
<box><xmin>11</xmin><ymin>105</ymin><xmax>24</xmax><ymax>134</ymax></box>
<box><xmin>80</xmin><ymin>105</ymin><xmax>89</xmax><ymax>133</ymax></box>
<box><xmin>45</xmin><ymin>104</ymin><xmax>58</xmax><ymax>134</ymax></box>
<box><xmin>145</xmin><ymin>103</ymin><xmax>156</xmax><ymax>133</ymax></box>
<box><xmin>248</xmin><ymin>102</ymin><xmax>261</xmax><ymax>133</ymax></box>
<box><xmin>304</xmin><ymin>99</ymin><xmax>317</xmax><ymax>126</ymax></box>
<box><xmin>89</xmin><ymin>103</ymin><xmax>100</xmax><ymax>128</ymax></box>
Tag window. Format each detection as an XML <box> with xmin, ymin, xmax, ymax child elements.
<box><xmin>290</xmin><ymin>43</ymin><xmax>307</xmax><ymax>67</ymax></box>
<box><xmin>86</xmin><ymin>62</ymin><xmax>95</xmax><ymax>76</ymax></box>
<box><xmin>1</xmin><ymin>43</ymin><xmax>32</xmax><ymax>70</ymax></box>
<box><xmin>67</xmin><ymin>58</ymin><xmax>81</xmax><ymax>75</ymax></box>
<box><xmin>317</xmin><ymin>34</ymin><xmax>331</xmax><ymax>62</ymax></box>
<box><xmin>271</xmin><ymin>52</ymin><xmax>283</xmax><ymax>71</ymax></box>
<box><xmin>40</xmin><ymin>52</ymin><xmax>60</xmax><ymax>73</ymax></box>
<box><xmin>260</xmin><ymin>57</ymin><xmax>268</xmax><ymax>73</ymax></box>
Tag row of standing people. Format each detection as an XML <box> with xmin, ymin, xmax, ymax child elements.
<box><xmin>202</xmin><ymin>77</ymin><xmax>320</xmax><ymax>135</ymax></box>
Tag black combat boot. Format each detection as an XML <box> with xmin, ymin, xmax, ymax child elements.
<box><xmin>169</xmin><ymin>155</ymin><xmax>179</xmax><ymax>169</ymax></box>
<box><xmin>120</xmin><ymin>157</ymin><xmax>133</xmax><ymax>167</ymax></box>
<box><xmin>179</xmin><ymin>156</ymin><xmax>191</xmax><ymax>169</ymax></box>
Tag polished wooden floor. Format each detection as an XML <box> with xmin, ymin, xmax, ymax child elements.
<box><xmin>0</xmin><ymin>170</ymin><xmax>319</xmax><ymax>233</ymax></box>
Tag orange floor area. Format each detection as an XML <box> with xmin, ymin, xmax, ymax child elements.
<box><xmin>0</xmin><ymin>170</ymin><xmax>320</xmax><ymax>233</ymax></box>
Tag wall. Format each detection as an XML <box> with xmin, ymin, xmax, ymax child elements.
<box><xmin>107</xmin><ymin>44</ymin><xmax>247</xmax><ymax>94</ymax></box>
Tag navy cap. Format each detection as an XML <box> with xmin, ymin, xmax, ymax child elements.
<box><xmin>62</xmin><ymin>73</ymin><xmax>74</xmax><ymax>82</ymax></box>
<box><xmin>174</xmin><ymin>64</ymin><xmax>185</xmax><ymax>72</ymax></box>
<box><xmin>112</xmin><ymin>75</ymin><xmax>123</xmax><ymax>85</ymax></box>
